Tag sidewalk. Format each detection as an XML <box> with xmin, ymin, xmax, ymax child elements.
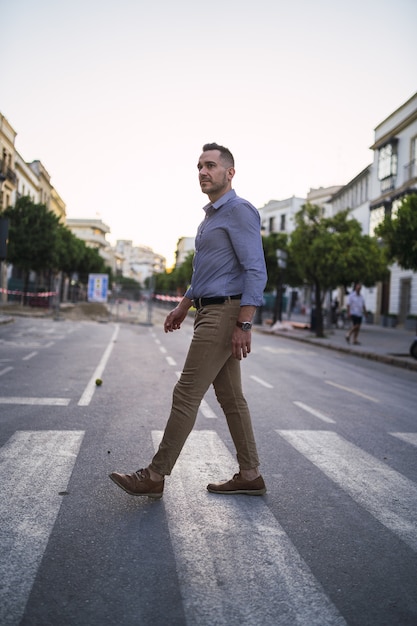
<box><xmin>1</xmin><ymin>305</ymin><xmax>417</xmax><ymax>372</ymax></box>
<box><xmin>256</xmin><ymin>314</ymin><xmax>417</xmax><ymax>372</ymax></box>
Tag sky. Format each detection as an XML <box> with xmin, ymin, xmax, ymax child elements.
<box><xmin>2</xmin><ymin>0</ymin><xmax>416</xmax><ymax>266</ymax></box>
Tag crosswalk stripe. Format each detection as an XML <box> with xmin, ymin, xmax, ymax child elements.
<box><xmin>277</xmin><ymin>430</ymin><xmax>417</xmax><ymax>552</ymax></box>
<box><xmin>152</xmin><ymin>430</ymin><xmax>346</xmax><ymax>626</ymax></box>
<box><xmin>0</xmin><ymin>397</ymin><xmax>70</xmax><ymax>406</ymax></box>
<box><xmin>0</xmin><ymin>430</ymin><xmax>85</xmax><ymax>626</ymax></box>
<box><xmin>175</xmin><ymin>371</ymin><xmax>217</xmax><ymax>418</ymax></box>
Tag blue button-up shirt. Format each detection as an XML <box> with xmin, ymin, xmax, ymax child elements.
<box><xmin>185</xmin><ymin>190</ymin><xmax>267</xmax><ymax>307</ymax></box>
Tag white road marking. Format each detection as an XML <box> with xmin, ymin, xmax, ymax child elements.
<box><xmin>166</xmin><ymin>356</ymin><xmax>176</xmax><ymax>366</ymax></box>
<box><xmin>44</xmin><ymin>341</ymin><xmax>54</xmax><ymax>348</ymax></box>
<box><xmin>293</xmin><ymin>401</ymin><xmax>336</xmax><ymax>424</ymax></box>
<box><xmin>250</xmin><ymin>375</ymin><xmax>273</xmax><ymax>389</ymax></box>
<box><xmin>0</xmin><ymin>397</ymin><xmax>70</xmax><ymax>406</ymax></box>
<box><xmin>263</xmin><ymin>346</ymin><xmax>316</xmax><ymax>355</ymax></box>
<box><xmin>78</xmin><ymin>324</ymin><xmax>120</xmax><ymax>406</ymax></box>
<box><xmin>0</xmin><ymin>430</ymin><xmax>84</xmax><ymax>626</ymax></box>
<box><xmin>22</xmin><ymin>351</ymin><xmax>38</xmax><ymax>361</ymax></box>
<box><xmin>277</xmin><ymin>430</ymin><xmax>417</xmax><ymax>552</ymax></box>
<box><xmin>152</xmin><ymin>430</ymin><xmax>345</xmax><ymax>626</ymax></box>
<box><xmin>174</xmin><ymin>371</ymin><xmax>217</xmax><ymax>419</ymax></box>
<box><xmin>390</xmin><ymin>432</ymin><xmax>417</xmax><ymax>447</ymax></box>
<box><xmin>159</xmin><ymin>346</ymin><xmax>167</xmax><ymax>354</ymax></box>
<box><xmin>199</xmin><ymin>399</ymin><xmax>217</xmax><ymax>418</ymax></box>
<box><xmin>325</xmin><ymin>380</ymin><xmax>379</xmax><ymax>403</ymax></box>
<box><xmin>0</xmin><ymin>366</ymin><xmax>13</xmax><ymax>376</ymax></box>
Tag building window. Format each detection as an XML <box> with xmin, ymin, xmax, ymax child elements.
<box><xmin>369</xmin><ymin>205</ymin><xmax>386</xmax><ymax>237</ymax></box>
<box><xmin>280</xmin><ymin>214</ymin><xmax>286</xmax><ymax>231</ymax></box>
<box><xmin>378</xmin><ymin>142</ymin><xmax>398</xmax><ymax>180</ymax></box>
<box><xmin>268</xmin><ymin>216</ymin><xmax>275</xmax><ymax>233</ymax></box>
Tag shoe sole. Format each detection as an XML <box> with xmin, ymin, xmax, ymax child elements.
<box><xmin>207</xmin><ymin>487</ymin><xmax>266</xmax><ymax>496</ymax></box>
<box><xmin>109</xmin><ymin>474</ymin><xmax>163</xmax><ymax>499</ymax></box>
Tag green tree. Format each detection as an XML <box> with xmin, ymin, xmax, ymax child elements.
<box><xmin>289</xmin><ymin>203</ymin><xmax>388</xmax><ymax>337</ymax></box>
<box><xmin>154</xmin><ymin>251</ymin><xmax>194</xmax><ymax>296</ymax></box>
<box><xmin>4</xmin><ymin>196</ymin><xmax>61</xmax><ymax>300</ymax></box>
<box><xmin>77</xmin><ymin>245</ymin><xmax>109</xmax><ymax>284</ymax></box>
<box><xmin>375</xmin><ymin>194</ymin><xmax>417</xmax><ymax>270</ymax></box>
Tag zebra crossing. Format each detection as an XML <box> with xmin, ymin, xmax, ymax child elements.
<box><xmin>1</xmin><ymin>425</ymin><xmax>416</xmax><ymax>625</ymax></box>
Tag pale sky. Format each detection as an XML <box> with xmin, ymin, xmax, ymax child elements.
<box><xmin>2</xmin><ymin>0</ymin><xmax>416</xmax><ymax>266</ymax></box>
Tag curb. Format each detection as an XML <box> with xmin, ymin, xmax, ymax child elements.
<box><xmin>255</xmin><ymin>327</ymin><xmax>417</xmax><ymax>373</ymax></box>
<box><xmin>0</xmin><ymin>316</ymin><xmax>14</xmax><ymax>325</ymax></box>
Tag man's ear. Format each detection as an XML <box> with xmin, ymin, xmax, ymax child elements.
<box><xmin>227</xmin><ymin>167</ymin><xmax>235</xmax><ymax>181</ymax></box>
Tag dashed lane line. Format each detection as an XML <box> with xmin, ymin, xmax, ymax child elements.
<box><xmin>390</xmin><ymin>432</ymin><xmax>417</xmax><ymax>447</ymax></box>
<box><xmin>293</xmin><ymin>401</ymin><xmax>336</xmax><ymax>424</ymax></box>
<box><xmin>250</xmin><ymin>375</ymin><xmax>273</xmax><ymax>389</ymax></box>
<box><xmin>78</xmin><ymin>324</ymin><xmax>120</xmax><ymax>406</ymax></box>
<box><xmin>325</xmin><ymin>380</ymin><xmax>379</xmax><ymax>403</ymax></box>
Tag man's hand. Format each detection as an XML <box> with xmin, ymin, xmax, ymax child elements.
<box><xmin>164</xmin><ymin>299</ymin><xmax>191</xmax><ymax>333</ymax></box>
<box><xmin>232</xmin><ymin>327</ymin><xmax>252</xmax><ymax>360</ymax></box>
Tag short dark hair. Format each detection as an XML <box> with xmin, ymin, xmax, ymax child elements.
<box><xmin>202</xmin><ymin>143</ymin><xmax>234</xmax><ymax>168</ymax></box>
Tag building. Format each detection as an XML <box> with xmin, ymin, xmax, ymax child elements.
<box><xmin>0</xmin><ymin>114</ymin><xmax>18</xmax><ymax>211</ymax></box>
<box><xmin>258</xmin><ymin>196</ymin><xmax>305</xmax><ymax>235</ymax></box>
<box><xmin>115</xmin><ymin>239</ymin><xmax>166</xmax><ymax>286</ymax></box>
<box><xmin>368</xmin><ymin>92</ymin><xmax>417</xmax><ymax>325</ymax></box>
<box><xmin>175</xmin><ymin>236</ymin><xmax>195</xmax><ymax>267</ymax></box>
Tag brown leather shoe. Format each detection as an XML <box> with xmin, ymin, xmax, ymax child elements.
<box><xmin>207</xmin><ymin>472</ymin><xmax>266</xmax><ymax>496</ymax></box>
<box><xmin>109</xmin><ymin>468</ymin><xmax>164</xmax><ymax>498</ymax></box>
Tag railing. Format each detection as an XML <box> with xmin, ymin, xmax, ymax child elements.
<box><xmin>0</xmin><ymin>161</ymin><xmax>17</xmax><ymax>185</ymax></box>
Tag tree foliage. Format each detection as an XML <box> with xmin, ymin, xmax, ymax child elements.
<box><xmin>4</xmin><ymin>196</ymin><xmax>110</xmax><ymax>297</ymax></box>
<box><xmin>289</xmin><ymin>203</ymin><xmax>388</xmax><ymax>337</ymax></box>
<box><xmin>154</xmin><ymin>251</ymin><xmax>194</xmax><ymax>295</ymax></box>
<box><xmin>4</xmin><ymin>197</ymin><xmax>61</xmax><ymax>273</ymax></box>
<box><xmin>375</xmin><ymin>194</ymin><xmax>417</xmax><ymax>271</ymax></box>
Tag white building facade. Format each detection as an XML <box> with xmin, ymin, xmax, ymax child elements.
<box><xmin>368</xmin><ymin>92</ymin><xmax>417</xmax><ymax>325</ymax></box>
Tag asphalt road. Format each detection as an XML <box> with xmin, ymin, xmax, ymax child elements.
<box><xmin>1</xmin><ymin>312</ymin><xmax>416</xmax><ymax>626</ymax></box>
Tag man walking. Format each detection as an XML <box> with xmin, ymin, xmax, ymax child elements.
<box><xmin>346</xmin><ymin>282</ymin><xmax>367</xmax><ymax>345</ymax></box>
<box><xmin>110</xmin><ymin>143</ymin><xmax>267</xmax><ymax>498</ymax></box>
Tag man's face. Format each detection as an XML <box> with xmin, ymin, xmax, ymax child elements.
<box><xmin>197</xmin><ymin>150</ymin><xmax>234</xmax><ymax>201</ymax></box>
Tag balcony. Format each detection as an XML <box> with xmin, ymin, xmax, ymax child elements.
<box><xmin>380</xmin><ymin>176</ymin><xmax>396</xmax><ymax>193</ymax></box>
<box><xmin>0</xmin><ymin>162</ymin><xmax>17</xmax><ymax>186</ymax></box>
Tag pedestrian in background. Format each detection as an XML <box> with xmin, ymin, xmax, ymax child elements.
<box><xmin>110</xmin><ymin>142</ymin><xmax>267</xmax><ymax>499</ymax></box>
<box><xmin>346</xmin><ymin>282</ymin><xmax>367</xmax><ymax>345</ymax></box>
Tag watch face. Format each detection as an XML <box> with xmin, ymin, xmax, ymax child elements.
<box><xmin>241</xmin><ymin>322</ymin><xmax>252</xmax><ymax>331</ymax></box>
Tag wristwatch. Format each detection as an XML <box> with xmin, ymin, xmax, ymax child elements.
<box><xmin>236</xmin><ymin>321</ymin><xmax>253</xmax><ymax>331</ymax></box>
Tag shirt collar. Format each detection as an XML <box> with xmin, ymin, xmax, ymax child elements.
<box><xmin>203</xmin><ymin>189</ymin><xmax>236</xmax><ymax>214</ymax></box>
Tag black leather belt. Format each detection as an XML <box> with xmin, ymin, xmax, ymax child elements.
<box><xmin>193</xmin><ymin>294</ymin><xmax>242</xmax><ymax>309</ymax></box>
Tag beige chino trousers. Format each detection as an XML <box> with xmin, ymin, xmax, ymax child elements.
<box><xmin>149</xmin><ymin>299</ymin><xmax>260</xmax><ymax>476</ymax></box>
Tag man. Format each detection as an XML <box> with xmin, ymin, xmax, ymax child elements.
<box><xmin>345</xmin><ymin>282</ymin><xmax>367</xmax><ymax>345</ymax></box>
<box><xmin>110</xmin><ymin>143</ymin><xmax>267</xmax><ymax>498</ymax></box>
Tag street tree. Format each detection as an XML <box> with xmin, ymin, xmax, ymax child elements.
<box><xmin>262</xmin><ymin>232</ymin><xmax>304</xmax><ymax>322</ymax></box>
<box><xmin>289</xmin><ymin>203</ymin><xmax>388</xmax><ymax>337</ymax></box>
<box><xmin>375</xmin><ymin>193</ymin><xmax>417</xmax><ymax>338</ymax></box>
<box><xmin>375</xmin><ymin>194</ymin><xmax>417</xmax><ymax>270</ymax></box>
<box><xmin>4</xmin><ymin>196</ymin><xmax>61</xmax><ymax>301</ymax></box>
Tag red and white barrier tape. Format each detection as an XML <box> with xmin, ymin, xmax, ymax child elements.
<box><xmin>0</xmin><ymin>288</ymin><xmax>57</xmax><ymax>297</ymax></box>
